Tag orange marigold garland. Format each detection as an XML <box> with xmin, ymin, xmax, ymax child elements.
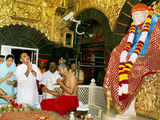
<box><xmin>118</xmin><ymin>8</ymin><xmax>154</xmax><ymax>101</ymax></box>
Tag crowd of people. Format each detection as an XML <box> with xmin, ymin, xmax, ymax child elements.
<box><xmin>0</xmin><ymin>53</ymin><xmax>79</xmax><ymax>116</ymax></box>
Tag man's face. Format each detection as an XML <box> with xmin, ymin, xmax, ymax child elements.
<box><xmin>39</xmin><ymin>61</ymin><xmax>46</xmax><ymax>69</ymax></box>
<box><xmin>58</xmin><ymin>58</ymin><xmax>66</xmax><ymax>64</ymax></box>
<box><xmin>49</xmin><ymin>62</ymin><xmax>56</xmax><ymax>73</ymax></box>
<box><xmin>20</xmin><ymin>53</ymin><xmax>30</xmax><ymax>64</ymax></box>
<box><xmin>0</xmin><ymin>57</ymin><xmax>4</xmax><ymax>64</ymax></box>
<box><xmin>132</xmin><ymin>10</ymin><xmax>148</xmax><ymax>25</ymax></box>
<box><xmin>71</xmin><ymin>63</ymin><xmax>76</xmax><ymax>71</ymax></box>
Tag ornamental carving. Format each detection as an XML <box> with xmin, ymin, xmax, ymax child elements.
<box><xmin>152</xmin><ymin>1</ymin><xmax>160</xmax><ymax>16</ymax></box>
<box><xmin>0</xmin><ymin>0</ymin><xmax>127</xmax><ymax>44</ymax></box>
<box><xmin>11</xmin><ymin>0</ymin><xmax>41</xmax><ymax>22</ymax></box>
<box><xmin>74</xmin><ymin>0</ymin><xmax>126</xmax><ymax>31</ymax></box>
<box><xmin>0</xmin><ymin>0</ymin><xmax>160</xmax><ymax>44</ymax></box>
<box><xmin>135</xmin><ymin>73</ymin><xmax>160</xmax><ymax>119</ymax></box>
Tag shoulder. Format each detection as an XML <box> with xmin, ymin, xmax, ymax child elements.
<box><xmin>70</xmin><ymin>72</ymin><xmax>77</xmax><ymax>81</ymax></box>
<box><xmin>43</xmin><ymin>71</ymin><xmax>50</xmax><ymax>75</ymax></box>
<box><xmin>32</xmin><ymin>64</ymin><xmax>38</xmax><ymax>67</ymax></box>
<box><xmin>55</xmin><ymin>70</ymin><xmax>60</xmax><ymax>75</ymax></box>
<box><xmin>154</xmin><ymin>18</ymin><xmax>160</xmax><ymax>28</ymax></box>
<box><xmin>17</xmin><ymin>64</ymin><xmax>26</xmax><ymax>69</ymax></box>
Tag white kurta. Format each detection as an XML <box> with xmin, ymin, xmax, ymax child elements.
<box><xmin>16</xmin><ymin>64</ymin><xmax>41</xmax><ymax>106</ymax></box>
<box><xmin>41</xmin><ymin>70</ymin><xmax>61</xmax><ymax>98</ymax></box>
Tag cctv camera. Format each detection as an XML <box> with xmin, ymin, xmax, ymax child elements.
<box><xmin>62</xmin><ymin>12</ymin><xmax>74</xmax><ymax>22</ymax></box>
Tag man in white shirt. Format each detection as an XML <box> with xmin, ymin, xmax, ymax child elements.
<box><xmin>41</xmin><ymin>61</ymin><xmax>61</xmax><ymax>98</ymax></box>
<box><xmin>16</xmin><ymin>52</ymin><xmax>41</xmax><ymax>106</ymax></box>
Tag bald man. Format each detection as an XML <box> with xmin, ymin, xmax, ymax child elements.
<box><xmin>41</xmin><ymin>63</ymin><xmax>79</xmax><ymax>115</ymax></box>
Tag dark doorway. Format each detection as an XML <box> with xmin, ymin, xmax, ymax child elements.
<box><xmin>71</xmin><ymin>8</ymin><xmax>112</xmax><ymax>86</ymax></box>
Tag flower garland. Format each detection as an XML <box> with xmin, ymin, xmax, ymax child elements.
<box><xmin>118</xmin><ymin>8</ymin><xmax>154</xmax><ymax>101</ymax></box>
<box><xmin>37</xmin><ymin>116</ymin><xmax>48</xmax><ymax>120</ymax></box>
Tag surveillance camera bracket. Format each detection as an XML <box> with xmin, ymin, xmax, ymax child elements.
<box><xmin>70</xmin><ymin>17</ymin><xmax>85</xmax><ymax>35</ymax></box>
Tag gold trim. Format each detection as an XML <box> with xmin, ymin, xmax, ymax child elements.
<box><xmin>117</xmin><ymin>21</ymin><xmax>128</xmax><ymax>27</ymax></box>
<box><xmin>126</xmin><ymin>1</ymin><xmax>133</xmax><ymax>7</ymax></box>
<box><xmin>113</xmin><ymin>32</ymin><xmax>125</xmax><ymax>36</ymax></box>
<box><xmin>63</xmin><ymin>31</ymin><xmax>74</xmax><ymax>48</ymax></box>
<box><xmin>122</xmin><ymin>12</ymin><xmax>132</xmax><ymax>18</ymax></box>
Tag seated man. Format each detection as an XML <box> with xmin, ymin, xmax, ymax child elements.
<box><xmin>41</xmin><ymin>61</ymin><xmax>61</xmax><ymax>98</ymax></box>
<box><xmin>40</xmin><ymin>63</ymin><xmax>79</xmax><ymax>115</ymax></box>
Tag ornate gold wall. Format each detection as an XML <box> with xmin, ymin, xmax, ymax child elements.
<box><xmin>136</xmin><ymin>72</ymin><xmax>160</xmax><ymax>119</ymax></box>
<box><xmin>74</xmin><ymin>0</ymin><xmax>126</xmax><ymax>31</ymax></box>
<box><xmin>0</xmin><ymin>0</ymin><xmax>64</xmax><ymax>43</ymax></box>
<box><xmin>0</xmin><ymin>0</ymin><xmax>160</xmax><ymax>45</ymax></box>
<box><xmin>0</xmin><ymin>0</ymin><xmax>126</xmax><ymax>45</ymax></box>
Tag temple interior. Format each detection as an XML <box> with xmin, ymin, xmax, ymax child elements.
<box><xmin>0</xmin><ymin>0</ymin><xmax>160</xmax><ymax>120</ymax></box>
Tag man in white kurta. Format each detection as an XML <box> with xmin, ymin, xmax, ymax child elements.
<box><xmin>41</xmin><ymin>61</ymin><xmax>61</xmax><ymax>98</ymax></box>
<box><xmin>16</xmin><ymin>53</ymin><xmax>41</xmax><ymax>106</ymax></box>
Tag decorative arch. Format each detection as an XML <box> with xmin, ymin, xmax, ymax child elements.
<box><xmin>0</xmin><ymin>24</ymin><xmax>58</xmax><ymax>59</ymax></box>
<box><xmin>75</xmin><ymin>8</ymin><xmax>112</xmax><ymax>53</ymax></box>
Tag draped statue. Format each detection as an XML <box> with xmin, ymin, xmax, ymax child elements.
<box><xmin>104</xmin><ymin>3</ymin><xmax>160</xmax><ymax>119</ymax></box>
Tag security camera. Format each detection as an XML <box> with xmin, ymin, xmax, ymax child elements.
<box><xmin>62</xmin><ymin>12</ymin><xmax>74</xmax><ymax>22</ymax></box>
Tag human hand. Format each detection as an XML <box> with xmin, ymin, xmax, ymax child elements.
<box><xmin>31</xmin><ymin>70</ymin><xmax>37</xmax><ymax>77</ymax></box>
<box><xmin>27</xmin><ymin>64</ymin><xmax>32</xmax><ymax>71</ymax></box>
<box><xmin>49</xmin><ymin>90</ymin><xmax>59</xmax><ymax>96</ymax></box>
<box><xmin>56</xmin><ymin>88</ymin><xmax>63</xmax><ymax>96</ymax></box>
<box><xmin>5</xmin><ymin>95</ymin><xmax>14</xmax><ymax>102</ymax></box>
<box><xmin>6</xmin><ymin>72</ymin><xmax>13</xmax><ymax>79</ymax></box>
<box><xmin>7</xmin><ymin>80</ymin><xmax>13</xmax><ymax>85</ymax></box>
<box><xmin>57</xmin><ymin>79</ymin><xmax>63</xmax><ymax>84</ymax></box>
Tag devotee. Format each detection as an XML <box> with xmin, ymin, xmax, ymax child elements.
<box><xmin>41</xmin><ymin>63</ymin><xmax>79</xmax><ymax>115</ymax></box>
<box><xmin>16</xmin><ymin>52</ymin><xmax>41</xmax><ymax>106</ymax></box>
<box><xmin>41</xmin><ymin>61</ymin><xmax>61</xmax><ymax>98</ymax></box>
<box><xmin>58</xmin><ymin>57</ymin><xmax>66</xmax><ymax>64</ymax></box>
<box><xmin>0</xmin><ymin>55</ymin><xmax>5</xmax><ymax>64</ymax></box>
<box><xmin>104</xmin><ymin>3</ymin><xmax>160</xmax><ymax>117</ymax></box>
<box><xmin>38</xmin><ymin>58</ymin><xmax>48</xmax><ymax>74</ymax></box>
<box><xmin>0</xmin><ymin>54</ymin><xmax>16</xmax><ymax>104</ymax></box>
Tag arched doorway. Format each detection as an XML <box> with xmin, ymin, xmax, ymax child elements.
<box><xmin>71</xmin><ymin>8</ymin><xmax>112</xmax><ymax>85</ymax></box>
<box><xmin>0</xmin><ymin>24</ymin><xmax>58</xmax><ymax>64</ymax></box>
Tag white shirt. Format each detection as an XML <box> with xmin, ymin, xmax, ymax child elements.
<box><xmin>16</xmin><ymin>64</ymin><xmax>41</xmax><ymax>106</ymax></box>
<box><xmin>41</xmin><ymin>70</ymin><xmax>61</xmax><ymax>98</ymax></box>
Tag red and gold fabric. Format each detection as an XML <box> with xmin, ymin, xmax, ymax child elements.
<box><xmin>104</xmin><ymin>18</ymin><xmax>160</xmax><ymax>112</ymax></box>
